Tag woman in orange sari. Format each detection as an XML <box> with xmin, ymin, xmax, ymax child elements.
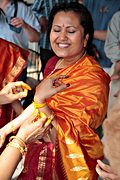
<box><xmin>5</xmin><ymin>2</ymin><xmax>110</xmax><ymax>179</ymax></box>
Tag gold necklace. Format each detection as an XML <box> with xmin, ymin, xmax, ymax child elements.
<box><xmin>48</xmin><ymin>51</ymin><xmax>87</xmax><ymax>77</ymax></box>
<box><xmin>55</xmin><ymin>58</ymin><xmax>64</xmax><ymax>69</ymax></box>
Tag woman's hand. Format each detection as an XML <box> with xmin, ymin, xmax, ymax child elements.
<box><xmin>0</xmin><ymin>113</ymin><xmax>52</xmax><ymax>147</ymax></box>
<box><xmin>34</xmin><ymin>75</ymin><xmax>69</xmax><ymax>103</ymax></box>
<box><xmin>16</xmin><ymin>114</ymin><xmax>50</xmax><ymax>144</ymax></box>
<box><xmin>10</xmin><ymin>17</ymin><xmax>26</xmax><ymax>28</ymax></box>
<box><xmin>0</xmin><ymin>81</ymin><xmax>31</xmax><ymax>104</ymax></box>
<box><xmin>96</xmin><ymin>160</ymin><xmax>119</xmax><ymax>180</ymax></box>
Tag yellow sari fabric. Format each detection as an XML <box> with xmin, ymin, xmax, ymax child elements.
<box><xmin>46</xmin><ymin>55</ymin><xmax>110</xmax><ymax>179</ymax></box>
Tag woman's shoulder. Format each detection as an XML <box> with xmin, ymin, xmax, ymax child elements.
<box><xmin>81</xmin><ymin>55</ymin><xmax>110</xmax><ymax>79</ymax></box>
<box><xmin>81</xmin><ymin>54</ymin><xmax>100</xmax><ymax>67</ymax></box>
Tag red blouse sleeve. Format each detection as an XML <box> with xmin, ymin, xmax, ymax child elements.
<box><xmin>44</xmin><ymin>56</ymin><xmax>59</xmax><ymax>78</ymax></box>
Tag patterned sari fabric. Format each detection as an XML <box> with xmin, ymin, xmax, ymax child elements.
<box><xmin>19</xmin><ymin>55</ymin><xmax>110</xmax><ymax>180</ymax></box>
<box><xmin>0</xmin><ymin>38</ymin><xmax>29</xmax><ymax>128</ymax></box>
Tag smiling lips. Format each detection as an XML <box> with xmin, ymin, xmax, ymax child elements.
<box><xmin>58</xmin><ymin>43</ymin><xmax>69</xmax><ymax>48</ymax></box>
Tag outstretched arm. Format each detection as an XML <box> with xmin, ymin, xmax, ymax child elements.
<box><xmin>0</xmin><ymin>75</ymin><xmax>68</xmax><ymax>147</ymax></box>
<box><xmin>0</xmin><ymin>115</ymin><xmax>47</xmax><ymax>180</ymax></box>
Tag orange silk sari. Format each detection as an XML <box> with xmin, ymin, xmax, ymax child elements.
<box><xmin>19</xmin><ymin>55</ymin><xmax>110</xmax><ymax>180</ymax></box>
<box><xmin>46</xmin><ymin>55</ymin><xmax>110</xmax><ymax>179</ymax></box>
<box><xmin>0</xmin><ymin>38</ymin><xmax>29</xmax><ymax>128</ymax></box>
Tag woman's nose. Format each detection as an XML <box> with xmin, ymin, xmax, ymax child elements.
<box><xmin>59</xmin><ymin>30</ymin><xmax>68</xmax><ymax>40</ymax></box>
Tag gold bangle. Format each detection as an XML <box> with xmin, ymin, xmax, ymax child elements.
<box><xmin>9</xmin><ymin>136</ymin><xmax>26</xmax><ymax>149</ymax></box>
<box><xmin>9</xmin><ymin>121</ymin><xmax>15</xmax><ymax>133</ymax></box>
<box><xmin>7</xmin><ymin>141</ymin><xmax>26</xmax><ymax>156</ymax></box>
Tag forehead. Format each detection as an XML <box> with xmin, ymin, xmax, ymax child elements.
<box><xmin>53</xmin><ymin>11</ymin><xmax>81</xmax><ymax>26</ymax></box>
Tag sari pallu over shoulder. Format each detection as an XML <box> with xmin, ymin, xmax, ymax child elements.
<box><xmin>0</xmin><ymin>38</ymin><xmax>29</xmax><ymax>128</ymax></box>
<box><xmin>18</xmin><ymin>55</ymin><xmax>110</xmax><ymax>180</ymax></box>
<box><xmin>46</xmin><ymin>55</ymin><xmax>110</xmax><ymax>179</ymax></box>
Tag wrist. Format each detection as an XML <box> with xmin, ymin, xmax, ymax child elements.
<box><xmin>8</xmin><ymin>135</ymin><xmax>27</xmax><ymax>155</ymax></box>
<box><xmin>34</xmin><ymin>96</ymin><xmax>46</xmax><ymax>104</ymax></box>
<box><xmin>16</xmin><ymin>131</ymin><xmax>27</xmax><ymax>144</ymax></box>
<box><xmin>22</xmin><ymin>21</ymin><xmax>27</xmax><ymax>29</ymax></box>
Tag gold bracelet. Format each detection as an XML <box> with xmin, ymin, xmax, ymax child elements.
<box><xmin>32</xmin><ymin>101</ymin><xmax>46</xmax><ymax>117</ymax></box>
<box><xmin>9</xmin><ymin>136</ymin><xmax>27</xmax><ymax>150</ymax></box>
<box><xmin>9</xmin><ymin>121</ymin><xmax>15</xmax><ymax>133</ymax></box>
<box><xmin>7</xmin><ymin>141</ymin><xmax>26</xmax><ymax>156</ymax></box>
<box><xmin>33</xmin><ymin>101</ymin><xmax>46</xmax><ymax>109</ymax></box>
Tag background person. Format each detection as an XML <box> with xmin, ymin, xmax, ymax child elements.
<box><xmin>96</xmin><ymin>90</ymin><xmax>120</xmax><ymax>180</ymax></box>
<box><xmin>0</xmin><ymin>0</ymin><xmax>40</xmax><ymax>83</ymax></box>
<box><xmin>104</xmin><ymin>11</ymin><xmax>120</xmax><ymax>112</ymax></box>
<box><xmin>96</xmin><ymin>12</ymin><xmax>120</xmax><ymax>178</ymax></box>
<box><xmin>0</xmin><ymin>0</ymin><xmax>40</xmax><ymax>50</ymax></box>
<box><xmin>18</xmin><ymin>2</ymin><xmax>110</xmax><ymax>179</ymax></box>
<box><xmin>78</xmin><ymin>0</ymin><xmax>120</xmax><ymax>73</ymax></box>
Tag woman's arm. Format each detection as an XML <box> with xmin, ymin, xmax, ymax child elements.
<box><xmin>0</xmin><ymin>76</ymin><xmax>68</xmax><ymax>146</ymax></box>
<box><xmin>10</xmin><ymin>17</ymin><xmax>40</xmax><ymax>42</ymax></box>
<box><xmin>0</xmin><ymin>115</ymin><xmax>47</xmax><ymax>180</ymax></box>
<box><xmin>34</xmin><ymin>75</ymin><xmax>69</xmax><ymax>125</ymax></box>
<box><xmin>94</xmin><ymin>30</ymin><xmax>107</xmax><ymax>41</ymax></box>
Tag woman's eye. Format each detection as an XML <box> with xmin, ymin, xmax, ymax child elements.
<box><xmin>53</xmin><ymin>29</ymin><xmax>61</xmax><ymax>32</ymax></box>
<box><xmin>67</xmin><ymin>30</ymin><xmax>76</xmax><ymax>33</ymax></box>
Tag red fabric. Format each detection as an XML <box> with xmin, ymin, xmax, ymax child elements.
<box><xmin>18</xmin><ymin>142</ymin><xmax>54</xmax><ymax>180</ymax></box>
<box><xmin>0</xmin><ymin>38</ymin><xmax>29</xmax><ymax>128</ymax></box>
<box><xmin>44</xmin><ymin>56</ymin><xmax>58</xmax><ymax>77</ymax></box>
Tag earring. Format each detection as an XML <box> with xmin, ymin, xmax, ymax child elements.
<box><xmin>83</xmin><ymin>41</ymin><xmax>86</xmax><ymax>48</ymax></box>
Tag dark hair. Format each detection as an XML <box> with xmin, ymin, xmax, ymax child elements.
<box><xmin>47</xmin><ymin>2</ymin><xmax>94</xmax><ymax>55</ymax></box>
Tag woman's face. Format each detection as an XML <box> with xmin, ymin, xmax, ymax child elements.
<box><xmin>50</xmin><ymin>11</ymin><xmax>88</xmax><ymax>60</ymax></box>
